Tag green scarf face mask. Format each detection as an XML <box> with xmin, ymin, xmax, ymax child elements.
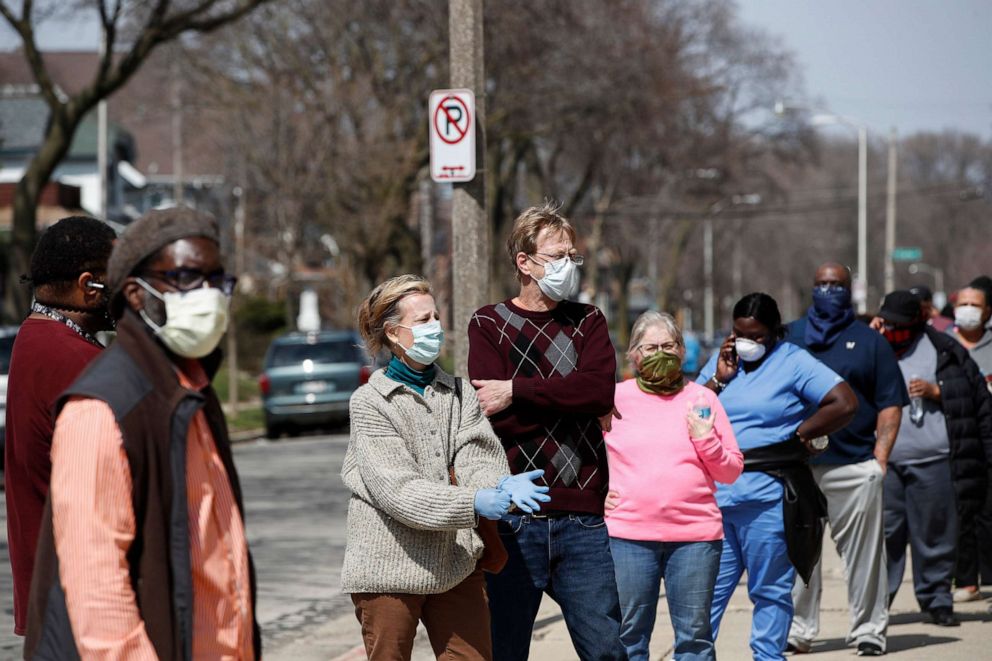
<box><xmin>636</xmin><ymin>349</ymin><xmax>685</xmax><ymax>395</ymax></box>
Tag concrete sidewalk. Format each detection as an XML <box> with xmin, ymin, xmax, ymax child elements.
<box><xmin>303</xmin><ymin>539</ymin><xmax>992</xmax><ymax>661</ymax></box>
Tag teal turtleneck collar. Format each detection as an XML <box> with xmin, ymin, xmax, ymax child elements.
<box><xmin>384</xmin><ymin>354</ymin><xmax>436</xmax><ymax>395</ymax></box>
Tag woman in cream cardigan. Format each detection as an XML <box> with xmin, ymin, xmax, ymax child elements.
<box><xmin>341</xmin><ymin>274</ymin><xmax>549</xmax><ymax>660</ymax></box>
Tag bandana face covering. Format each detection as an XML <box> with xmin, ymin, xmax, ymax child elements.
<box><xmin>805</xmin><ymin>285</ymin><xmax>855</xmax><ymax>348</ymax></box>
<box><xmin>636</xmin><ymin>350</ymin><xmax>685</xmax><ymax>395</ymax></box>
<box><xmin>883</xmin><ymin>324</ymin><xmax>922</xmax><ymax>357</ymax></box>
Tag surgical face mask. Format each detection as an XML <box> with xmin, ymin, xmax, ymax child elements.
<box><xmin>136</xmin><ymin>278</ymin><xmax>230</xmax><ymax>358</ymax></box>
<box><xmin>955</xmin><ymin>305</ymin><xmax>984</xmax><ymax>331</ymax></box>
<box><xmin>735</xmin><ymin>337</ymin><xmax>767</xmax><ymax>363</ymax></box>
<box><xmin>396</xmin><ymin>319</ymin><xmax>444</xmax><ymax>365</ymax></box>
<box><xmin>534</xmin><ymin>256</ymin><xmax>580</xmax><ymax>302</ymax></box>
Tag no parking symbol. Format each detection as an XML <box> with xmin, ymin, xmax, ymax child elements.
<box><xmin>429</xmin><ymin>89</ymin><xmax>476</xmax><ymax>182</ymax></box>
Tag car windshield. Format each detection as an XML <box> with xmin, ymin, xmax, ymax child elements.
<box><xmin>0</xmin><ymin>334</ymin><xmax>15</xmax><ymax>374</ymax></box>
<box><xmin>267</xmin><ymin>340</ymin><xmax>360</xmax><ymax>368</ymax></box>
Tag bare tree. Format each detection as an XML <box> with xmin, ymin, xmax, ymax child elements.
<box><xmin>1</xmin><ymin>0</ymin><xmax>272</xmax><ymax>321</ymax></box>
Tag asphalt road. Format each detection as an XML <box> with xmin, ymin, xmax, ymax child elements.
<box><xmin>0</xmin><ymin>432</ymin><xmax>353</xmax><ymax>659</ymax></box>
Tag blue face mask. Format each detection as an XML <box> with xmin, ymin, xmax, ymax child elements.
<box><xmin>397</xmin><ymin>320</ymin><xmax>444</xmax><ymax>365</ymax></box>
<box><xmin>811</xmin><ymin>284</ymin><xmax>853</xmax><ymax>317</ymax></box>
<box><xmin>805</xmin><ymin>284</ymin><xmax>855</xmax><ymax>348</ymax></box>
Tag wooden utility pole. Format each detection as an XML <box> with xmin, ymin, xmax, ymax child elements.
<box><xmin>449</xmin><ymin>0</ymin><xmax>488</xmax><ymax>377</ymax></box>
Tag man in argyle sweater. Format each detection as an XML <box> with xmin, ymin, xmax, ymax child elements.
<box><xmin>468</xmin><ymin>203</ymin><xmax>625</xmax><ymax>660</ymax></box>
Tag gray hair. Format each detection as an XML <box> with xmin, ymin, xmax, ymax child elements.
<box><xmin>626</xmin><ymin>311</ymin><xmax>684</xmax><ymax>363</ymax></box>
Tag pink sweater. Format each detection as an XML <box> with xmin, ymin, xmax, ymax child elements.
<box><xmin>604</xmin><ymin>379</ymin><xmax>742</xmax><ymax>542</ymax></box>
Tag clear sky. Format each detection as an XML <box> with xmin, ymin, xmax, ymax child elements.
<box><xmin>3</xmin><ymin>1</ymin><xmax>991</xmax><ymax>138</ymax></box>
<box><xmin>737</xmin><ymin>0</ymin><xmax>992</xmax><ymax>138</ymax></box>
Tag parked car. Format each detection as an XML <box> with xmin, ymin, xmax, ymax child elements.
<box><xmin>259</xmin><ymin>330</ymin><xmax>370</xmax><ymax>438</ymax></box>
<box><xmin>1</xmin><ymin>325</ymin><xmax>20</xmax><ymax>464</ymax></box>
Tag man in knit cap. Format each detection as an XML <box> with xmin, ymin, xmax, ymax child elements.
<box><xmin>25</xmin><ymin>207</ymin><xmax>261</xmax><ymax>660</ymax></box>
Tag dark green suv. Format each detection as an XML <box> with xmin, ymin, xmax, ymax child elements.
<box><xmin>259</xmin><ymin>330</ymin><xmax>369</xmax><ymax>438</ymax></box>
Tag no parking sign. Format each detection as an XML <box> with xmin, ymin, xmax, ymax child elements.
<box><xmin>429</xmin><ymin>89</ymin><xmax>476</xmax><ymax>182</ymax></box>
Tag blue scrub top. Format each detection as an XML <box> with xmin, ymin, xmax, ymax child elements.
<box><xmin>697</xmin><ymin>341</ymin><xmax>843</xmax><ymax>506</ymax></box>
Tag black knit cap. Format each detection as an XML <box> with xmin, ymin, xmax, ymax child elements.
<box><xmin>106</xmin><ymin>206</ymin><xmax>219</xmax><ymax>318</ymax></box>
<box><xmin>879</xmin><ymin>290</ymin><xmax>922</xmax><ymax>325</ymax></box>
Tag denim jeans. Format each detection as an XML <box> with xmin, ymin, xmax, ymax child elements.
<box><xmin>486</xmin><ymin>513</ymin><xmax>626</xmax><ymax>661</ymax></box>
<box><xmin>610</xmin><ymin>538</ymin><xmax>722</xmax><ymax>661</ymax></box>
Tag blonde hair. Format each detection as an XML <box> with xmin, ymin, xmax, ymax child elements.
<box><xmin>357</xmin><ymin>274</ymin><xmax>433</xmax><ymax>355</ymax></box>
<box><xmin>626</xmin><ymin>311</ymin><xmax>684</xmax><ymax>363</ymax></box>
<box><xmin>506</xmin><ymin>201</ymin><xmax>577</xmax><ymax>281</ymax></box>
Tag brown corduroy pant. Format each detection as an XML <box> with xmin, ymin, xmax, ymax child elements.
<box><xmin>351</xmin><ymin>568</ymin><xmax>493</xmax><ymax>660</ymax></box>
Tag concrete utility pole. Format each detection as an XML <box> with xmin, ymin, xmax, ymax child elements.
<box><xmin>884</xmin><ymin>128</ymin><xmax>898</xmax><ymax>294</ymax></box>
<box><xmin>449</xmin><ymin>0</ymin><xmax>488</xmax><ymax>377</ymax></box>
<box><xmin>97</xmin><ymin>32</ymin><xmax>108</xmax><ymax>219</ymax></box>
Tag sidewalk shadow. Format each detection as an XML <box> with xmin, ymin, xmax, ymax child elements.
<box><xmin>809</xmin><ymin>633</ymin><xmax>960</xmax><ymax>654</ymax></box>
<box><xmin>889</xmin><ymin>610</ymin><xmax>992</xmax><ymax>625</ymax></box>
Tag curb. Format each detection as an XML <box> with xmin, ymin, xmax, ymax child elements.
<box><xmin>230</xmin><ymin>428</ymin><xmax>264</xmax><ymax>443</ymax></box>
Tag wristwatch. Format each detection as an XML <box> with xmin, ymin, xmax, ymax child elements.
<box><xmin>797</xmin><ymin>430</ymin><xmax>829</xmax><ymax>451</ymax></box>
<box><xmin>709</xmin><ymin>375</ymin><xmax>727</xmax><ymax>392</ymax></box>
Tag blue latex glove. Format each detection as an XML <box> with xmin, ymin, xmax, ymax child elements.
<box><xmin>498</xmin><ymin>469</ymin><xmax>552</xmax><ymax>514</ymax></box>
<box><xmin>474</xmin><ymin>488</ymin><xmax>512</xmax><ymax>520</ymax></box>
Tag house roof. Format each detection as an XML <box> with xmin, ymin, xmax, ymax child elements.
<box><xmin>0</xmin><ymin>50</ymin><xmax>224</xmax><ymax>177</ymax></box>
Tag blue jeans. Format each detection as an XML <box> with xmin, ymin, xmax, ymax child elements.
<box><xmin>487</xmin><ymin>513</ymin><xmax>626</xmax><ymax>661</ymax></box>
<box><xmin>711</xmin><ymin>500</ymin><xmax>794</xmax><ymax>661</ymax></box>
<box><xmin>610</xmin><ymin>538</ymin><xmax>722</xmax><ymax>661</ymax></box>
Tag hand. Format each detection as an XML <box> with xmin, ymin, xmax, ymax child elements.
<box><xmin>604</xmin><ymin>489</ymin><xmax>620</xmax><ymax>512</ymax></box>
<box><xmin>498</xmin><ymin>469</ymin><xmax>551</xmax><ymax>514</ymax></box>
<box><xmin>873</xmin><ymin>447</ymin><xmax>888</xmax><ymax>476</ymax></box>
<box><xmin>471</xmin><ymin>379</ymin><xmax>513</xmax><ymax>416</ymax></box>
<box><xmin>599</xmin><ymin>406</ymin><xmax>622</xmax><ymax>432</ymax></box>
<box><xmin>715</xmin><ymin>335</ymin><xmax>738</xmax><ymax>383</ymax></box>
<box><xmin>686</xmin><ymin>403</ymin><xmax>715</xmax><ymax>439</ymax></box>
<box><xmin>868</xmin><ymin>316</ymin><xmax>885</xmax><ymax>332</ymax></box>
<box><xmin>474</xmin><ymin>488</ymin><xmax>512</xmax><ymax>520</ymax></box>
<box><xmin>908</xmin><ymin>378</ymin><xmax>940</xmax><ymax>401</ymax></box>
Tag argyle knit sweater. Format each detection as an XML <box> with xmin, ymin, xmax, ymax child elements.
<box><xmin>468</xmin><ymin>299</ymin><xmax>616</xmax><ymax>514</ymax></box>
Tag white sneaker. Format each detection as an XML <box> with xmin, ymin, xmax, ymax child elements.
<box><xmin>953</xmin><ymin>586</ymin><xmax>981</xmax><ymax>602</ymax></box>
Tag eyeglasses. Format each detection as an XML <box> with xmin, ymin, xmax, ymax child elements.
<box><xmin>530</xmin><ymin>252</ymin><xmax>584</xmax><ymax>266</ymax></box>
<box><xmin>637</xmin><ymin>342</ymin><xmax>679</xmax><ymax>355</ymax></box>
<box><xmin>142</xmin><ymin>268</ymin><xmax>238</xmax><ymax>296</ymax></box>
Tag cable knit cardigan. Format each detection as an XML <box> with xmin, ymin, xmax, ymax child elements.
<box><xmin>340</xmin><ymin>367</ymin><xmax>510</xmax><ymax>594</ymax></box>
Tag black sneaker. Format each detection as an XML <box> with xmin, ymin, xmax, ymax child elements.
<box><xmin>857</xmin><ymin>641</ymin><xmax>884</xmax><ymax>656</ymax></box>
<box><xmin>928</xmin><ymin>607</ymin><xmax>960</xmax><ymax>627</ymax></box>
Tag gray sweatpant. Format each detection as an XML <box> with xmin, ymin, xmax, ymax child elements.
<box><xmin>789</xmin><ymin>459</ymin><xmax>889</xmax><ymax>651</ymax></box>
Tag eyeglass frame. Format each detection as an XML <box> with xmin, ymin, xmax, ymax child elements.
<box><xmin>635</xmin><ymin>341</ymin><xmax>680</xmax><ymax>355</ymax></box>
<box><xmin>141</xmin><ymin>268</ymin><xmax>238</xmax><ymax>296</ymax></box>
<box><xmin>528</xmin><ymin>251</ymin><xmax>585</xmax><ymax>266</ymax></box>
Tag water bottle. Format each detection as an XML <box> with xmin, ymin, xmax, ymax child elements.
<box><xmin>909</xmin><ymin>373</ymin><xmax>924</xmax><ymax>424</ymax></box>
<box><xmin>693</xmin><ymin>394</ymin><xmax>711</xmax><ymax>420</ymax></box>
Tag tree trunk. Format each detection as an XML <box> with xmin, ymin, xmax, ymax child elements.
<box><xmin>4</xmin><ymin>110</ymin><xmax>78</xmax><ymax>322</ymax></box>
<box><xmin>656</xmin><ymin>218</ymin><xmax>695</xmax><ymax>313</ymax></box>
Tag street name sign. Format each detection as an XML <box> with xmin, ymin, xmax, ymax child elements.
<box><xmin>892</xmin><ymin>247</ymin><xmax>923</xmax><ymax>262</ymax></box>
<box><xmin>429</xmin><ymin>89</ymin><xmax>476</xmax><ymax>182</ymax></box>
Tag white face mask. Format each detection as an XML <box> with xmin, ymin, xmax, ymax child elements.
<box><xmin>396</xmin><ymin>319</ymin><xmax>445</xmax><ymax>365</ymax></box>
<box><xmin>955</xmin><ymin>305</ymin><xmax>984</xmax><ymax>331</ymax></box>
<box><xmin>535</xmin><ymin>256</ymin><xmax>580</xmax><ymax>302</ymax></box>
<box><xmin>136</xmin><ymin>278</ymin><xmax>230</xmax><ymax>358</ymax></box>
<box><xmin>735</xmin><ymin>337</ymin><xmax>767</xmax><ymax>363</ymax></box>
